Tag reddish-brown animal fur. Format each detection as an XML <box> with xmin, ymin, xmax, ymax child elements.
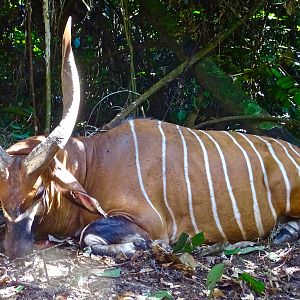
<box><xmin>1</xmin><ymin>19</ymin><xmax>300</xmax><ymax>258</ymax></box>
<box><xmin>3</xmin><ymin>119</ymin><xmax>300</xmax><ymax>255</ymax></box>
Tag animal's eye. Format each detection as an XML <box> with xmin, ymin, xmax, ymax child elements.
<box><xmin>35</xmin><ymin>186</ymin><xmax>45</xmax><ymax>200</ymax></box>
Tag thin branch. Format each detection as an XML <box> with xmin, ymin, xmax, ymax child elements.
<box><xmin>100</xmin><ymin>40</ymin><xmax>165</xmax><ymax>61</ymax></box>
<box><xmin>52</xmin><ymin>0</ymin><xmax>66</xmax><ymax>70</ymax></box>
<box><xmin>121</xmin><ymin>0</ymin><xmax>137</xmax><ymax>107</ymax></box>
<box><xmin>43</xmin><ymin>0</ymin><xmax>52</xmax><ymax>134</ymax></box>
<box><xmin>26</xmin><ymin>0</ymin><xmax>38</xmax><ymax>134</ymax></box>
<box><xmin>41</xmin><ymin>251</ymin><xmax>51</xmax><ymax>284</ymax></box>
<box><xmin>103</xmin><ymin>0</ymin><xmax>266</xmax><ymax>130</ymax></box>
<box><xmin>87</xmin><ymin>89</ymin><xmax>141</xmax><ymax>126</ymax></box>
<box><xmin>194</xmin><ymin>115</ymin><xmax>300</xmax><ymax>129</ymax></box>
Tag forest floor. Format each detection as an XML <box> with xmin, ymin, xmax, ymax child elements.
<box><xmin>0</xmin><ymin>237</ymin><xmax>299</xmax><ymax>300</ymax></box>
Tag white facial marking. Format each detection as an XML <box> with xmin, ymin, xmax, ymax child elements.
<box><xmin>129</xmin><ymin>120</ymin><xmax>164</xmax><ymax>226</ymax></box>
<box><xmin>2</xmin><ymin>206</ymin><xmax>13</xmax><ymax>222</ymax></box>
<box><xmin>187</xmin><ymin>129</ymin><xmax>227</xmax><ymax>240</ymax></box>
<box><xmin>223</xmin><ymin>132</ymin><xmax>264</xmax><ymax>237</ymax></box>
<box><xmin>2</xmin><ymin>202</ymin><xmax>42</xmax><ymax>223</ymax></box>
<box><xmin>238</xmin><ymin>133</ymin><xmax>276</xmax><ymax>221</ymax></box>
<box><xmin>158</xmin><ymin>121</ymin><xmax>177</xmax><ymax>242</ymax></box>
<box><xmin>177</xmin><ymin>125</ymin><xmax>199</xmax><ymax>234</ymax></box>
<box><xmin>255</xmin><ymin>136</ymin><xmax>291</xmax><ymax>213</ymax></box>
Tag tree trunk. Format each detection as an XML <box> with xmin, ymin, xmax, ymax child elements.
<box><xmin>43</xmin><ymin>0</ymin><xmax>51</xmax><ymax>134</ymax></box>
<box><xmin>140</xmin><ymin>0</ymin><xmax>265</xmax><ymax>117</ymax></box>
<box><xmin>103</xmin><ymin>0</ymin><xmax>266</xmax><ymax>130</ymax></box>
<box><xmin>139</xmin><ymin>0</ymin><xmax>300</xmax><ymax>144</ymax></box>
<box><xmin>26</xmin><ymin>0</ymin><xmax>38</xmax><ymax>134</ymax></box>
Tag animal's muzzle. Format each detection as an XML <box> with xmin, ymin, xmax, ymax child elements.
<box><xmin>3</xmin><ymin>218</ymin><xmax>34</xmax><ymax>259</ymax></box>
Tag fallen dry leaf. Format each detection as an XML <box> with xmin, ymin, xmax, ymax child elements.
<box><xmin>179</xmin><ymin>253</ymin><xmax>199</xmax><ymax>270</ymax></box>
<box><xmin>211</xmin><ymin>287</ymin><xmax>224</xmax><ymax>298</ymax></box>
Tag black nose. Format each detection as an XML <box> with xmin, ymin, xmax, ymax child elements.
<box><xmin>4</xmin><ymin>218</ymin><xmax>34</xmax><ymax>259</ymax></box>
<box><xmin>5</xmin><ymin>244</ymin><xmax>33</xmax><ymax>259</ymax></box>
<box><xmin>4</xmin><ymin>236</ymin><xmax>34</xmax><ymax>259</ymax></box>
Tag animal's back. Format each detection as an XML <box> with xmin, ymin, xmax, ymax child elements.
<box><xmin>86</xmin><ymin>119</ymin><xmax>300</xmax><ymax>244</ymax></box>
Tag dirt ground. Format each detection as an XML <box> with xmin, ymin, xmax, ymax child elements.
<box><xmin>0</xmin><ymin>236</ymin><xmax>299</xmax><ymax>300</ymax></box>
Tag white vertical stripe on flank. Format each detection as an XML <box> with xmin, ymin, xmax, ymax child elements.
<box><xmin>158</xmin><ymin>121</ymin><xmax>177</xmax><ymax>242</ymax></box>
<box><xmin>288</xmin><ymin>143</ymin><xmax>300</xmax><ymax>158</ymax></box>
<box><xmin>223</xmin><ymin>131</ymin><xmax>264</xmax><ymax>237</ymax></box>
<box><xmin>255</xmin><ymin>135</ymin><xmax>291</xmax><ymax>213</ymax></box>
<box><xmin>272</xmin><ymin>139</ymin><xmax>300</xmax><ymax>176</ymax></box>
<box><xmin>187</xmin><ymin>128</ymin><xmax>227</xmax><ymax>240</ymax></box>
<box><xmin>129</xmin><ymin>120</ymin><xmax>164</xmax><ymax>226</ymax></box>
<box><xmin>238</xmin><ymin>133</ymin><xmax>277</xmax><ymax>221</ymax></box>
<box><xmin>200</xmin><ymin>130</ymin><xmax>247</xmax><ymax>240</ymax></box>
<box><xmin>177</xmin><ymin>125</ymin><xmax>199</xmax><ymax>233</ymax></box>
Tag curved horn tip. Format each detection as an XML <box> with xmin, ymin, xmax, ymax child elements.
<box><xmin>63</xmin><ymin>17</ymin><xmax>72</xmax><ymax>40</ymax></box>
<box><xmin>66</xmin><ymin>16</ymin><xmax>72</xmax><ymax>31</ymax></box>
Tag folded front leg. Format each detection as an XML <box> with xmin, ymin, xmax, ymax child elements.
<box><xmin>79</xmin><ymin>216</ymin><xmax>151</xmax><ymax>257</ymax></box>
<box><xmin>272</xmin><ymin>219</ymin><xmax>300</xmax><ymax>244</ymax></box>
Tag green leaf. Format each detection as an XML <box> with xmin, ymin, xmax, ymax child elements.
<box><xmin>15</xmin><ymin>285</ymin><xmax>25</xmax><ymax>293</ymax></box>
<box><xmin>281</xmin><ymin>98</ymin><xmax>291</xmax><ymax>109</ymax></box>
<box><xmin>203</xmin><ymin>90</ymin><xmax>211</xmax><ymax>97</ymax></box>
<box><xmin>173</xmin><ymin>232</ymin><xmax>189</xmax><ymax>253</ymax></box>
<box><xmin>224</xmin><ymin>245</ymin><xmax>265</xmax><ymax>256</ymax></box>
<box><xmin>182</xmin><ymin>243</ymin><xmax>193</xmax><ymax>254</ymax></box>
<box><xmin>224</xmin><ymin>248</ymin><xmax>241</xmax><ymax>256</ymax></box>
<box><xmin>92</xmin><ymin>268</ymin><xmax>121</xmax><ymax>278</ymax></box>
<box><xmin>137</xmin><ymin>71</ymin><xmax>146</xmax><ymax>77</ymax></box>
<box><xmin>177</xmin><ymin>110</ymin><xmax>187</xmax><ymax>122</ymax></box>
<box><xmin>192</xmin><ymin>10</ymin><xmax>202</xmax><ymax>15</ymax></box>
<box><xmin>150</xmin><ymin>290</ymin><xmax>174</xmax><ymax>300</ymax></box>
<box><xmin>270</xmin><ymin>67</ymin><xmax>282</xmax><ymax>78</ymax></box>
<box><xmin>289</xmin><ymin>88</ymin><xmax>300</xmax><ymax>94</ymax></box>
<box><xmin>207</xmin><ymin>263</ymin><xmax>225</xmax><ymax>291</ymax></box>
<box><xmin>258</xmin><ymin>121</ymin><xmax>279</xmax><ymax>130</ymax></box>
<box><xmin>238</xmin><ymin>245</ymin><xmax>265</xmax><ymax>254</ymax></box>
<box><xmin>10</xmin><ymin>123</ymin><xmax>22</xmax><ymax>130</ymax></box>
<box><xmin>274</xmin><ymin>88</ymin><xmax>288</xmax><ymax>102</ymax></box>
<box><xmin>1</xmin><ymin>106</ymin><xmax>29</xmax><ymax>116</ymax></box>
<box><xmin>202</xmin><ymin>97</ymin><xmax>211</xmax><ymax>109</ymax></box>
<box><xmin>244</xmin><ymin>102</ymin><xmax>262</xmax><ymax>115</ymax></box>
<box><xmin>239</xmin><ymin>273</ymin><xmax>265</xmax><ymax>294</ymax></box>
<box><xmin>191</xmin><ymin>232</ymin><xmax>205</xmax><ymax>247</ymax></box>
<box><xmin>293</xmin><ymin>92</ymin><xmax>300</xmax><ymax>106</ymax></box>
<box><xmin>12</xmin><ymin>132</ymin><xmax>30</xmax><ymax>140</ymax></box>
<box><xmin>277</xmin><ymin>76</ymin><xmax>295</xmax><ymax>89</ymax></box>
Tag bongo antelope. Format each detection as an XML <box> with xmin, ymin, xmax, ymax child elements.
<box><xmin>0</xmin><ymin>18</ymin><xmax>299</xmax><ymax>258</ymax></box>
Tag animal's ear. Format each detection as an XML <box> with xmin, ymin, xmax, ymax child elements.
<box><xmin>49</xmin><ymin>158</ymin><xmax>107</xmax><ymax>217</ymax></box>
<box><xmin>49</xmin><ymin>157</ymin><xmax>86</xmax><ymax>192</ymax></box>
<box><xmin>63</xmin><ymin>189</ymin><xmax>107</xmax><ymax>217</ymax></box>
<box><xmin>7</xmin><ymin>136</ymin><xmax>46</xmax><ymax>155</ymax></box>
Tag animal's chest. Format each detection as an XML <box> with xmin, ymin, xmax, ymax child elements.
<box><xmin>35</xmin><ymin>205</ymin><xmax>92</xmax><ymax>239</ymax></box>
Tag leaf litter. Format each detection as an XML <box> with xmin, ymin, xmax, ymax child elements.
<box><xmin>0</xmin><ymin>234</ymin><xmax>299</xmax><ymax>299</ymax></box>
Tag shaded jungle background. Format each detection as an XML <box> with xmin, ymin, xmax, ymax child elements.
<box><xmin>0</xmin><ymin>0</ymin><xmax>299</xmax><ymax>146</ymax></box>
<box><xmin>0</xmin><ymin>1</ymin><xmax>300</xmax><ymax>299</ymax></box>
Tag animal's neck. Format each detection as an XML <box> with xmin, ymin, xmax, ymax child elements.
<box><xmin>36</xmin><ymin>186</ymin><xmax>80</xmax><ymax>238</ymax></box>
<box><xmin>35</xmin><ymin>137</ymin><xmax>98</xmax><ymax>238</ymax></box>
